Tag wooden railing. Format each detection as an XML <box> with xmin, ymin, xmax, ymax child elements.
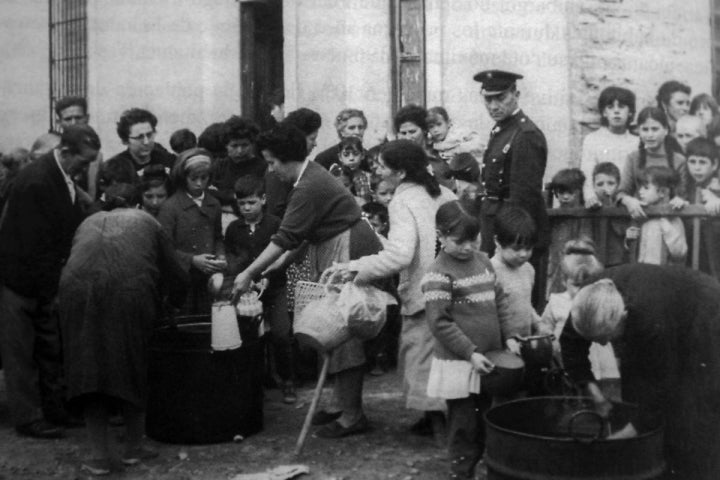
<box><xmin>548</xmin><ymin>205</ymin><xmax>709</xmax><ymax>268</ymax></box>
<box><xmin>541</xmin><ymin>205</ymin><xmax>715</xmax><ymax>299</ymax></box>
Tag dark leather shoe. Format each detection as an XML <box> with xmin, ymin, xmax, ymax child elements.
<box><xmin>16</xmin><ymin>420</ymin><xmax>65</xmax><ymax>439</ymax></box>
<box><xmin>311</xmin><ymin>410</ymin><xmax>342</xmax><ymax>426</ymax></box>
<box><xmin>316</xmin><ymin>415</ymin><xmax>370</xmax><ymax>438</ymax></box>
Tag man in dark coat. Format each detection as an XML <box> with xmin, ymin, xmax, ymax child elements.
<box><xmin>0</xmin><ymin>125</ymin><xmax>101</xmax><ymax>438</ymax></box>
<box><xmin>475</xmin><ymin>70</ymin><xmax>549</xmax><ymax>305</ymax></box>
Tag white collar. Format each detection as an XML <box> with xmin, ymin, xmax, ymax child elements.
<box><xmin>53</xmin><ymin>149</ymin><xmax>76</xmax><ymax>202</ymax></box>
<box><xmin>53</xmin><ymin>149</ymin><xmax>73</xmax><ymax>183</ymax></box>
<box><xmin>294</xmin><ymin>159</ymin><xmax>310</xmax><ymax>187</ymax></box>
<box><xmin>186</xmin><ymin>191</ymin><xmax>205</xmax><ymax>205</ymax></box>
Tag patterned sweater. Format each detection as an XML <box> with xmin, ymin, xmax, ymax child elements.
<box><xmin>422</xmin><ymin>251</ymin><xmax>507</xmax><ymax>361</ymax></box>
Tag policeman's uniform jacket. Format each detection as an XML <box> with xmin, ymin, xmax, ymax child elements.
<box><xmin>480</xmin><ymin>109</ymin><xmax>549</xmax><ymax>250</ymax></box>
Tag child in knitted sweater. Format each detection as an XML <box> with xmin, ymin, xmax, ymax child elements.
<box><xmin>422</xmin><ymin>201</ymin><xmax>510</xmax><ymax>480</ymax></box>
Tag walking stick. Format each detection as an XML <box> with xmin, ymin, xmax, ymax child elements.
<box><xmin>294</xmin><ymin>351</ymin><xmax>331</xmax><ymax>456</ymax></box>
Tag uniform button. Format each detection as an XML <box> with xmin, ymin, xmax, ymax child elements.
<box><xmin>481</xmin><ymin>181</ymin><xmax>486</xmax><ymax>186</ymax></box>
<box><xmin>492</xmin><ymin>158</ymin><xmax>497</xmax><ymax>163</ymax></box>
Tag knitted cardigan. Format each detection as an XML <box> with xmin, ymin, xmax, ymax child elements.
<box><xmin>349</xmin><ymin>182</ymin><xmax>456</xmax><ymax>315</ymax></box>
<box><xmin>422</xmin><ymin>251</ymin><xmax>507</xmax><ymax>361</ymax></box>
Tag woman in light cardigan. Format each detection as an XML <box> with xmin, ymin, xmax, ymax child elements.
<box><xmin>338</xmin><ymin>140</ymin><xmax>456</xmax><ymax>437</ymax></box>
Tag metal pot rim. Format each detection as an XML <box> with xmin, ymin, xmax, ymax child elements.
<box><xmin>484</xmin><ymin>395</ymin><xmax>664</xmax><ymax>442</ymax></box>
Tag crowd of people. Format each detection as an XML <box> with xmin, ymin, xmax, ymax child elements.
<box><xmin>1</xmin><ymin>71</ymin><xmax>720</xmax><ymax>479</ymax></box>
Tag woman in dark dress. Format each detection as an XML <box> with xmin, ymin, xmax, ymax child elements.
<box><xmin>561</xmin><ymin>263</ymin><xmax>720</xmax><ymax>479</ymax></box>
<box><xmin>59</xmin><ymin>184</ymin><xmax>187</xmax><ymax>474</ymax></box>
<box><xmin>233</xmin><ymin>124</ymin><xmax>385</xmax><ymax>438</ymax></box>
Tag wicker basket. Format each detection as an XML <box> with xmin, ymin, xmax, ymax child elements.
<box><xmin>293</xmin><ymin>271</ymin><xmax>350</xmax><ymax>351</ymax></box>
<box><xmin>293</xmin><ymin>281</ymin><xmax>328</xmax><ymax>318</ymax></box>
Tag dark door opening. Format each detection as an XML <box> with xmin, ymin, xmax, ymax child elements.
<box><xmin>240</xmin><ymin>0</ymin><xmax>283</xmax><ymax>129</ymax></box>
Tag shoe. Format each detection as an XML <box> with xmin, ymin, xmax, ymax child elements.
<box><xmin>316</xmin><ymin>415</ymin><xmax>370</xmax><ymax>438</ymax></box>
<box><xmin>281</xmin><ymin>381</ymin><xmax>297</xmax><ymax>404</ymax></box>
<box><xmin>15</xmin><ymin>419</ymin><xmax>65</xmax><ymax>439</ymax></box>
<box><xmin>121</xmin><ymin>446</ymin><xmax>159</xmax><ymax>466</ymax></box>
<box><xmin>311</xmin><ymin>410</ymin><xmax>342</xmax><ymax>426</ymax></box>
<box><xmin>80</xmin><ymin>459</ymin><xmax>112</xmax><ymax>476</ymax></box>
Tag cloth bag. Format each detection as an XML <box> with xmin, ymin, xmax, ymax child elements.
<box><xmin>337</xmin><ymin>282</ymin><xmax>397</xmax><ymax>340</ymax></box>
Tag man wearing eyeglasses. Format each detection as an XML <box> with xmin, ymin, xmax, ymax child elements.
<box><xmin>107</xmin><ymin>108</ymin><xmax>175</xmax><ymax>176</ymax></box>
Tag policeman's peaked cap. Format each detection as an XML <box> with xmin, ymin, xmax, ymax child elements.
<box><xmin>473</xmin><ymin>70</ymin><xmax>523</xmax><ymax>96</ymax></box>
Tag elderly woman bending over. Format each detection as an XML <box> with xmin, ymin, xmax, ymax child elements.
<box><xmin>561</xmin><ymin>264</ymin><xmax>720</xmax><ymax>479</ymax></box>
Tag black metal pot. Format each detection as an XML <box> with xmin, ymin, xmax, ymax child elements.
<box><xmin>517</xmin><ymin>334</ymin><xmax>554</xmax><ymax>368</ymax></box>
<box><xmin>485</xmin><ymin>396</ymin><xmax>665</xmax><ymax>479</ymax></box>
<box><xmin>482</xmin><ymin>350</ymin><xmax>525</xmax><ymax>397</ymax></box>
<box><xmin>146</xmin><ymin>316</ymin><xmax>264</xmax><ymax>444</ymax></box>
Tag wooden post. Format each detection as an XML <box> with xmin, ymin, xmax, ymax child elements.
<box><xmin>692</xmin><ymin>218</ymin><xmax>701</xmax><ymax>270</ymax></box>
<box><xmin>294</xmin><ymin>352</ymin><xmax>331</xmax><ymax>456</ymax></box>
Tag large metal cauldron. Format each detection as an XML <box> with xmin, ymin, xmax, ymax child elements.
<box><xmin>146</xmin><ymin>316</ymin><xmax>263</xmax><ymax>444</ymax></box>
<box><xmin>485</xmin><ymin>396</ymin><xmax>665</xmax><ymax>480</ymax></box>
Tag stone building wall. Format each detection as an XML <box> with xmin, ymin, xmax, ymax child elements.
<box><xmin>566</xmin><ymin>0</ymin><xmax>712</xmax><ymax>168</ymax></box>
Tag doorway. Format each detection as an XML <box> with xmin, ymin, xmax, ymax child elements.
<box><xmin>240</xmin><ymin>0</ymin><xmax>283</xmax><ymax>129</ymax></box>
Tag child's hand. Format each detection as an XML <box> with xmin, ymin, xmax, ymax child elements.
<box><xmin>505</xmin><ymin>338</ymin><xmax>521</xmax><ymax>356</ymax></box>
<box><xmin>701</xmin><ymin>189</ymin><xmax>720</xmax><ymax>215</ymax></box>
<box><xmin>669</xmin><ymin>196</ymin><xmax>688</xmax><ymax>210</ymax></box>
<box><xmin>470</xmin><ymin>352</ymin><xmax>494</xmax><ymax>374</ymax></box>
<box><xmin>584</xmin><ymin>196</ymin><xmax>602</xmax><ymax>210</ymax></box>
<box><xmin>625</xmin><ymin>226</ymin><xmax>640</xmax><ymax>240</ymax></box>
<box><xmin>193</xmin><ymin>254</ymin><xmax>225</xmax><ymax>275</ymax></box>
<box><xmin>620</xmin><ymin>196</ymin><xmax>646</xmax><ymax>219</ymax></box>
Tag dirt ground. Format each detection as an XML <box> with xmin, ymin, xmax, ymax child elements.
<box><xmin>0</xmin><ymin>369</ymin><xmax>488</xmax><ymax>480</ymax></box>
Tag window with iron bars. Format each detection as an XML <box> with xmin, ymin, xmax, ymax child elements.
<box><xmin>391</xmin><ymin>0</ymin><xmax>426</xmax><ymax>114</ymax></box>
<box><xmin>49</xmin><ymin>0</ymin><xmax>87</xmax><ymax>131</ymax></box>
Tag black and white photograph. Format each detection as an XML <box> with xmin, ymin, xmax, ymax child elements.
<box><xmin>1</xmin><ymin>0</ymin><xmax>719</xmax><ymax>478</ymax></box>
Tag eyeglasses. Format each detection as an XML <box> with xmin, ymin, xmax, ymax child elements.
<box><xmin>128</xmin><ymin>131</ymin><xmax>156</xmax><ymax>142</ymax></box>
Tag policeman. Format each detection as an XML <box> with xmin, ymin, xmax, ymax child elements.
<box><xmin>475</xmin><ymin>70</ymin><xmax>549</xmax><ymax>305</ymax></box>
